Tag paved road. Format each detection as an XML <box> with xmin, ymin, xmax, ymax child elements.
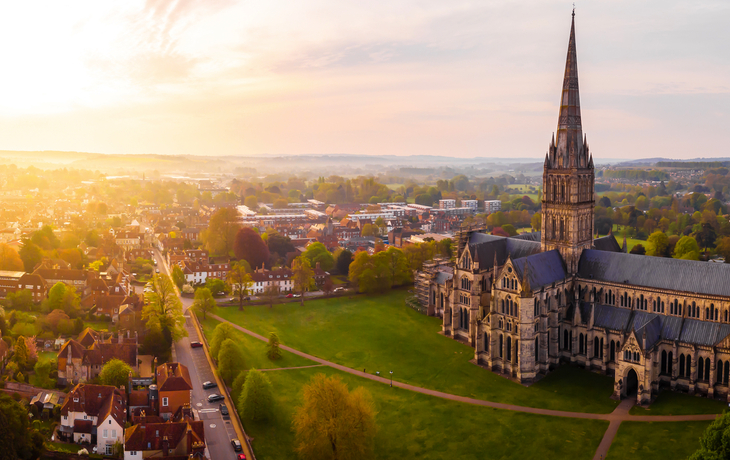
<box><xmin>152</xmin><ymin>249</ymin><xmax>245</xmax><ymax>460</ymax></box>
<box><xmin>208</xmin><ymin>313</ymin><xmax>721</xmax><ymax>459</ymax></box>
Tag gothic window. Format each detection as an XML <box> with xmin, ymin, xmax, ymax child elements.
<box><xmin>499</xmin><ymin>334</ymin><xmax>503</xmax><ymax>358</ymax></box>
<box><xmin>501</xmin><ymin>299</ymin><xmax>505</xmax><ymax>313</ymax></box>
<box><xmin>668</xmin><ymin>351</ymin><xmax>673</xmax><ymax>375</ymax></box>
<box><xmin>579</xmin><ymin>333</ymin><xmax>584</xmax><ymax>354</ymax></box>
<box><xmin>535</xmin><ymin>337</ymin><xmax>539</xmax><ymax>360</ymax></box>
<box><xmin>534</xmin><ymin>298</ymin><xmax>538</xmax><ymax>317</ymax></box>
<box><xmin>699</xmin><ymin>358</ymin><xmax>704</xmax><ymax>381</ymax></box>
<box><xmin>705</xmin><ymin>357</ymin><xmax>711</xmax><ymax>381</ymax></box>
<box><xmin>661</xmin><ymin>301</ymin><xmax>665</xmax><ymax>313</ymax></box>
<box><xmin>600</xmin><ymin>338</ymin><xmax>604</xmax><ymax>358</ymax></box>
<box><xmin>725</xmin><ymin>360</ymin><xmax>730</xmax><ymax>385</ymax></box>
<box><xmin>506</xmin><ymin>336</ymin><xmax>512</xmax><ymax>362</ymax></box>
<box><xmin>484</xmin><ymin>333</ymin><xmax>489</xmax><ymax>352</ymax></box>
<box><xmin>569</xmin><ymin>330</ymin><xmax>573</xmax><ymax>352</ymax></box>
<box><xmin>514</xmin><ymin>339</ymin><xmax>519</xmax><ymax>364</ymax></box>
<box><xmin>593</xmin><ymin>337</ymin><xmax>599</xmax><ymax>358</ymax></box>
<box><xmin>661</xmin><ymin>350</ymin><xmax>667</xmax><ymax>374</ymax></box>
<box><xmin>686</xmin><ymin>355</ymin><xmax>692</xmax><ymax>377</ymax></box>
<box><xmin>563</xmin><ymin>330</ymin><xmax>569</xmax><ymax>350</ymax></box>
<box><xmin>718</xmin><ymin>360</ymin><xmax>724</xmax><ymax>384</ymax></box>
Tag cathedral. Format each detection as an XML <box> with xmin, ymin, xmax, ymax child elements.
<box><xmin>424</xmin><ymin>13</ymin><xmax>730</xmax><ymax>405</ymax></box>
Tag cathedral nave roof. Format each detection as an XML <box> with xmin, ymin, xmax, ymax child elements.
<box><xmin>578</xmin><ymin>249</ymin><xmax>730</xmax><ymax>297</ymax></box>
<box><xmin>511</xmin><ymin>250</ymin><xmax>567</xmax><ymax>291</ymax></box>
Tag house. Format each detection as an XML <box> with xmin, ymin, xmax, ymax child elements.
<box><xmin>59</xmin><ymin>383</ymin><xmax>127</xmax><ymax>456</ymax></box>
<box><xmin>58</xmin><ymin>329</ymin><xmax>139</xmax><ymax>385</ymax></box>
<box><xmin>123</xmin><ymin>420</ymin><xmax>206</xmax><ymax>460</ymax></box>
<box><xmin>249</xmin><ymin>267</ymin><xmax>295</xmax><ymax>294</ymax></box>
<box><xmin>0</xmin><ymin>271</ymin><xmax>48</xmax><ymax>301</ymax></box>
<box><xmin>115</xmin><ymin>231</ymin><xmax>142</xmax><ymax>251</ymax></box>
<box><xmin>156</xmin><ymin>363</ymin><xmax>192</xmax><ymax>421</ymax></box>
<box><xmin>30</xmin><ymin>390</ymin><xmax>63</xmax><ymax>414</ymax></box>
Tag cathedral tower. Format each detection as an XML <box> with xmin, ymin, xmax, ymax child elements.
<box><xmin>541</xmin><ymin>11</ymin><xmax>595</xmax><ymax>275</ymax></box>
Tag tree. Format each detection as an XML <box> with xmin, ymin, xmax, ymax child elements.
<box><xmin>0</xmin><ymin>392</ymin><xmax>44</xmax><ymax>459</ymax></box>
<box><xmin>293</xmin><ymin>373</ymin><xmax>376</xmax><ymax>460</ymax></box>
<box><xmin>261</xmin><ymin>284</ymin><xmax>280</xmax><ymax>308</ymax></box>
<box><xmin>233</xmin><ymin>227</ymin><xmax>270</xmax><ymax>269</ymax></box>
<box><xmin>192</xmin><ymin>287</ymin><xmax>217</xmax><ymax>320</ymax></box>
<box><xmin>292</xmin><ymin>256</ymin><xmax>314</xmax><ymax>306</ymax></box>
<box><xmin>227</xmin><ymin>261</ymin><xmax>253</xmax><ymax>312</ymax></box>
<box><xmin>267</xmin><ymin>233</ymin><xmax>295</xmax><ymax>261</ymax></box>
<box><xmin>202</xmin><ymin>208</ymin><xmax>240</xmax><ymax>255</ymax></box>
<box><xmin>33</xmin><ymin>360</ymin><xmax>55</xmax><ymax>389</ymax></box>
<box><xmin>44</xmin><ymin>282</ymin><xmax>79</xmax><ymax>315</ymax></box>
<box><xmin>361</xmin><ymin>224</ymin><xmax>378</xmax><ymax>237</ymax></box>
<box><xmin>694</xmin><ymin>222</ymin><xmax>717</xmax><ymax>251</ymax></box>
<box><xmin>210</xmin><ymin>323</ymin><xmax>237</xmax><ymax>360</ymax></box>
<box><xmin>238</xmin><ymin>369</ymin><xmax>273</xmax><ymax>422</ymax></box>
<box><xmin>646</xmin><ymin>231</ymin><xmax>669</xmax><ymax>257</ymax></box>
<box><xmin>0</xmin><ymin>243</ymin><xmax>23</xmax><ymax>271</ymax></box>
<box><xmin>673</xmin><ymin>235</ymin><xmax>701</xmax><ymax>260</ymax></box>
<box><xmin>689</xmin><ymin>411</ymin><xmax>730</xmax><ymax>459</ymax></box>
<box><xmin>716</xmin><ymin>236</ymin><xmax>730</xmax><ymax>263</ymax></box>
<box><xmin>502</xmin><ymin>224</ymin><xmax>518</xmax><ymax>236</ymax></box>
<box><xmin>13</xmin><ymin>336</ymin><xmax>29</xmax><ymax>370</ymax></box>
<box><xmin>301</xmin><ymin>242</ymin><xmax>334</xmax><ymax>271</ymax></box>
<box><xmin>218</xmin><ymin>338</ymin><xmax>245</xmax><ymax>384</ymax></box>
<box><xmin>143</xmin><ymin>274</ymin><xmax>187</xmax><ymax>341</ymax></box>
<box><xmin>334</xmin><ymin>249</ymin><xmax>353</xmax><ymax>276</ymax></box>
<box><xmin>630</xmin><ymin>244</ymin><xmax>646</xmax><ymax>255</ymax></box>
<box><xmin>530</xmin><ymin>212</ymin><xmax>542</xmax><ymax>232</ymax></box>
<box><xmin>140</xmin><ymin>326</ymin><xmax>172</xmax><ymax>362</ymax></box>
<box><xmin>171</xmin><ymin>265</ymin><xmax>185</xmax><ymax>290</ymax></box>
<box><xmin>99</xmin><ymin>359</ymin><xmax>133</xmax><ymax>388</ymax></box>
<box><xmin>205</xmin><ymin>278</ymin><xmax>229</xmax><ymax>296</ymax></box>
<box><xmin>231</xmin><ymin>371</ymin><xmax>247</xmax><ymax>403</ymax></box>
<box><xmin>267</xmin><ymin>332</ymin><xmax>282</xmax><ymax>360</ymax></box>
<box><xmin>19</xmin><ymin>240</ymin><xmax>43</xmax><ymax>272</ymax></box>
<box><xmin>322</xmin><ymin>278</ymin><xmax>334</xmax><ymax>296</ymax></box>
<box><xmin>244</xmin><ymin>195</ymin><xmax>258</xmax><ymax>209</ymax></box>
<box><xmin>6</xmin><ymin>290</ymin><xmax>33</xmax><ymax>311</ymax></box>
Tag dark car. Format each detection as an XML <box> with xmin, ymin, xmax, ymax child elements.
<box><xmin>207</xmin><ymin>394</ymin><xmax>225</xmax><ymax>402</ymax></box>
<box><xmin>231</xmin><ymin>439</ymin><xmax>242</xmax><ymax>452</ymax></box>
<box><xmin>219</xmin><ymin>403</ymin><xmax>229</xmax><ymax>417</ymax></box>
<box><xmin>202</xmin><ymin>381</ymin><xmax>217</xmax><ymax>389</ymax></box>
<box><xmin>190</xmin><ymin>341</ymin><xmax>203</xmax><ymax>348</ymax></box>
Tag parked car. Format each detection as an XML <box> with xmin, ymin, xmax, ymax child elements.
<box><xmin>219</xmin><ymin>403</ymin><xmax>229</xmax><ymax>417</ymax></box>
<box><xmin>237</xmin><ymin>454</ymin><xmax>246</xmax><ymax>460</ymax></box>
<box><xmin>190</xmin><ymin>341</ymin><xmax>203</xmax><ymax>348</ymax></box>
<box><xmin>208</xmin><ymin>394</ymin><xmax>225</xmax><ymax>402</ymax></box>
<box><xmin>285</xmin><ymin>293</ymin><xmax>294</xmax><ymax>298</ymax></box>
<box><xmin>334</xmin><ymin>287</ymin><xmax>345</xmax><ymax>292</ymax></box>
<box><xmin>202</xmin><ymin>381</ymin><xmax>217</xmax><ymax>389</ymax></box>
<box><xmin>293</xmin><ymin>294</ymin><xmax>301</xmax><ymax>298</ymax></box>
<box><xmin>231</xmin><ymin>439</ymin><xmax>242</xmax><ymax>452</ymax></box>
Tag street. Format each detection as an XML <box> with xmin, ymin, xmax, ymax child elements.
<box><xmin>151</xmin><ymin>248</ymin><xmax>247</xmax><ymax>460</ymax></box>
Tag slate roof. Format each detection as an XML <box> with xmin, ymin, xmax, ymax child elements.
<box><xmin>590</xmin><ymin>303</ymin><xmax>730</xmax><ymax>349</ymax></box>
<box><xmin>468</xmin><ymin>234</ymin><xmax>541</xmax><ymax>270</ymax></box>
<box><xmin>512</xmin><ymin>250</ymin><xmax>567</xmax><ymax>291</ymax></box>
<box><xmin>593</xmin><ymin>235</ymin><xmax>622</xmax><ymax>253</ymax></box>
<box><xmin>578</xmin><ymin>249</ymin><xmax>730</xmax><ymax>297</ymax></box>
<box><xmin>435</xmin><ymin>271</ymin><xmax>453</xmax><ymax>285</ymax></box>
<box><xmin>512</xmin><ymin>232</ymin><xmax>541</xmax><ymax>242</ymax></box>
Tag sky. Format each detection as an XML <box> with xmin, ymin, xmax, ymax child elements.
<box><xmin>0</xmin><ymin>0</ymin><xmax>728</xmax><ymax>160</ymax></box>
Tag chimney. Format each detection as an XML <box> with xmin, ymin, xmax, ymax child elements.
<box><xmin>162</xmin><ymin>436</ymin><xmax>170</xmax><ymax>456</ymax></box>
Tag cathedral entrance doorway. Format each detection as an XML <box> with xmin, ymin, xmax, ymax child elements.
<box><xmin>626</xmin><ymin>368</ymin><xmax>638</xmax><ymax>396</ymax></box>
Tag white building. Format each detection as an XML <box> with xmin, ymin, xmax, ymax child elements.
<box><xmin>484</xmin><ymin>200</ymin><xmax>502</xmax><ymax>214</ymax></box>
<box><xmin>461</xmin><ymin>200</ymin><xmax>478</xmax><ymax>210</ymax></box>
<box><xmin>439</xmin><ymin>199</ymin><xmax>456</xmax><ymax>209</ymax></box>
<box><xmin>60</xmin><ymin>384</ymin><xmax>126</xmax><ymax>456</ymax></box>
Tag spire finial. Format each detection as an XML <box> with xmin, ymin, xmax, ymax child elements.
<box><xmin>572</xmin><ymin>3</ymin><xmax>575</xmax><ymax>17</ymax></box>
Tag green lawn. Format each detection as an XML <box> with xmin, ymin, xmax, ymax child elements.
<box><xmin>630</xmin><ymin>391</ymin><xmax>728</xmax><ymax>416</ymax></box>
<box><xmin>45</xmin><ymin>441</ymin><xmax>104</xmax><ymax>458</ymax></box>
<box><xmin>83</xmin><ymin>320</ymin><xmax>112</xmax><ymax>332</ymax></box>
<box><xmin>38</xmin><ymin>351</ymin><xmax>57</xmax><ymax>364</ymax></box>
<box><xmin>212</xmin><ymin>290</ymin><xmax>619</xmax><ymax>413</ymax></box>
<box><xmin>606</xmin><ymin>421</ymin><xmax>710</xmax><ymax>460</ymax></box>
<box><xmin>244</xmin><ymin>366</ymin><xmax>608</xmax><ymax>460</ymax></box>
<box><xmin>198</xmin><ymin>316</ymin><xmax>315</xmax><ymax>370</ymax></box>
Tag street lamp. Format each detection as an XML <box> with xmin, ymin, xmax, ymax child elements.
<box><xmin>390</xmin><ymin>370</ymin><xmax>393</xmax><ymax>387</ymax></box>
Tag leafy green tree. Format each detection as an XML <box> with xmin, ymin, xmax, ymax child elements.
<box><xmin>192</xmin><ymin>287</ymin><xmax>217</xmax><ymax>320</ymax></box>
<box><xmin>293</xmin><ymin>374</ymin><xmax>376</xmax><ymax>460</ymax></box>
<box><xmin>361</xmin><ymin>223</ymin><xmax>378</xmax><ymax>237</ymax></box>
<box><xmin>140</xmin><ymin>326</ymin><xmax>171</xmax><ymax>362</ymax></box>
<box><xmin>171</xmin><ymin>265</ymin><xmax>185</xmax><ymax>290</ymax></box>
<box><xmin>218</xmin><ymin>338</ymin><xmax>245</xmax><ymax>384</ymax></box>
<box><xmin>267</xmin><ymin>332</ymin><xmax>282</xmax><ymax>360</ymax></box>
<box><xmin>201</xmin><ymin>207</ymin><xmax>241</xmax><ymax>256</ymax></box>
<box><xmin>501</xmin><ymin>224</ymin><xmax>518</xmax><ymax>236</ymax></box>
<box><xmin>630</xmin><ymin>244</ymin><xmax>646</xmax><ymax>255</ymax></box>
<box><xmin>19</xmin><ymin>240</ymin><xmax>43</xmax><ymax>272</ymax></box>
<box><xmin>694</xmin><ymin>222</ymin><xmax>717</xmax><ymax>251</ymax></box>
<box><xmin>209</xmin><ymin>323</ymin><xmax>237</xmax><ymax>360</ymax></box>
<box><xmin>301</xmin><ymin>242</ymin><xmax>334</xmax><ymax>271</ymax></box>
<box><xmin>292</xmin><ymin>256</ymin><xmax>314</xmax><ymax>306</ymax></box>
<box><xmin>690</xmin><ymin>411</ymin><xmax>730</xmax><ymax>459</ymax></box>
<box><xmin>646</xmin><ymin>231</ymin><xmax>669</xmax><ymax>257</ymax></box>
<box><xmin>0</xmin><ymin>392</ymin><xmax>45</xmax><ymax>459</ymax></box>
<box><xmin>531</xmin><ymin>212</ymin><xmax>542</xmax><ymax>232</ymax></box>
<box><xmin>231</xmin><ymin>371</ymin><xmax>247</xmax><ymax>403</ymax></box>
<box><xmin>227</xmin><ymin>261</ymin><xmax>253</xmax><ymax>312</ymax></box>
<box><xmin>205</xmin><ymin>278</ymin><xmax>229</xmax><ymax>296</ymax></box>
<box><xmin>673</xmin><ymin>235</ymin><xmax>701</xmax><ymax>260</ymax></box>
<box><xmin>99</xmin><ymin>359</ymin><xmax>133</xmax><ymax>388</ymax></box>
<box><xmin>334</xmin><ymin>249</ymin><xmax>353</xmax><ymax>276</ymax></box>
<box><xmin>261</xmin><ymin>284</ymin><xmax>280</xmax><ymax>308</ymax></box>
<box><xmin>238</xmin><ymin>369</ymin><xmax>273</xmax><ymax>422</ymax></box>
<box><xmin>44</xmin><ymin>283</ymin><xmax>79</xmax><ymax>315</ymax></box>
<box><xmin>7</xmin><ymin>290</ymin><xmax>33</xmax><ymax>311</ymax></box>
<box><xmin>143</xmin><ymin>274</ymin><xmax>187</xmax><ymax>341</ymax></box>
<box><xmin>33</xmin><ymin>360</ymin><xmax>55</xmax><ymax>389</ymax></box>
<box><xmin>13</xmin><ymin>336</ymin><xmax>29</xmax><ymax>370</ymax></box>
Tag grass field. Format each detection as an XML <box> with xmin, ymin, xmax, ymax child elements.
<box><xmin>629</xmin><ymin>391</ymin><xmax>728</xmax><ymax>416</ymax></box>
<box><xmin>211</xmin><ymin>290</ymin><xmax>619</xmax><ymax>414</ymax></box>
<box><xmin>605</xmin><ymin>421</ymin><xmax>710</xmax><ymax>460</ymax></box>
<box><xmin>83</xmin><ymin>320</ymin><xmax>112</xmax><ymax>332</ymax></box>
<box><xmin>241</xmin><ymin>366</ymin><xmax>608</xmax><ymax>460</ymax></box>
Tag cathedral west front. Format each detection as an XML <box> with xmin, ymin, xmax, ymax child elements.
<box><xmin>421</xmin><ymin>13</ymin><xmax>730</xmax><ymax>405</ymax></box>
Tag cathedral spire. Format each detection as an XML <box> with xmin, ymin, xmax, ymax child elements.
<box><xmin>553</xmin><ymin>11</ymin><xmax>584</xmax><ymax>169</ymax></box>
